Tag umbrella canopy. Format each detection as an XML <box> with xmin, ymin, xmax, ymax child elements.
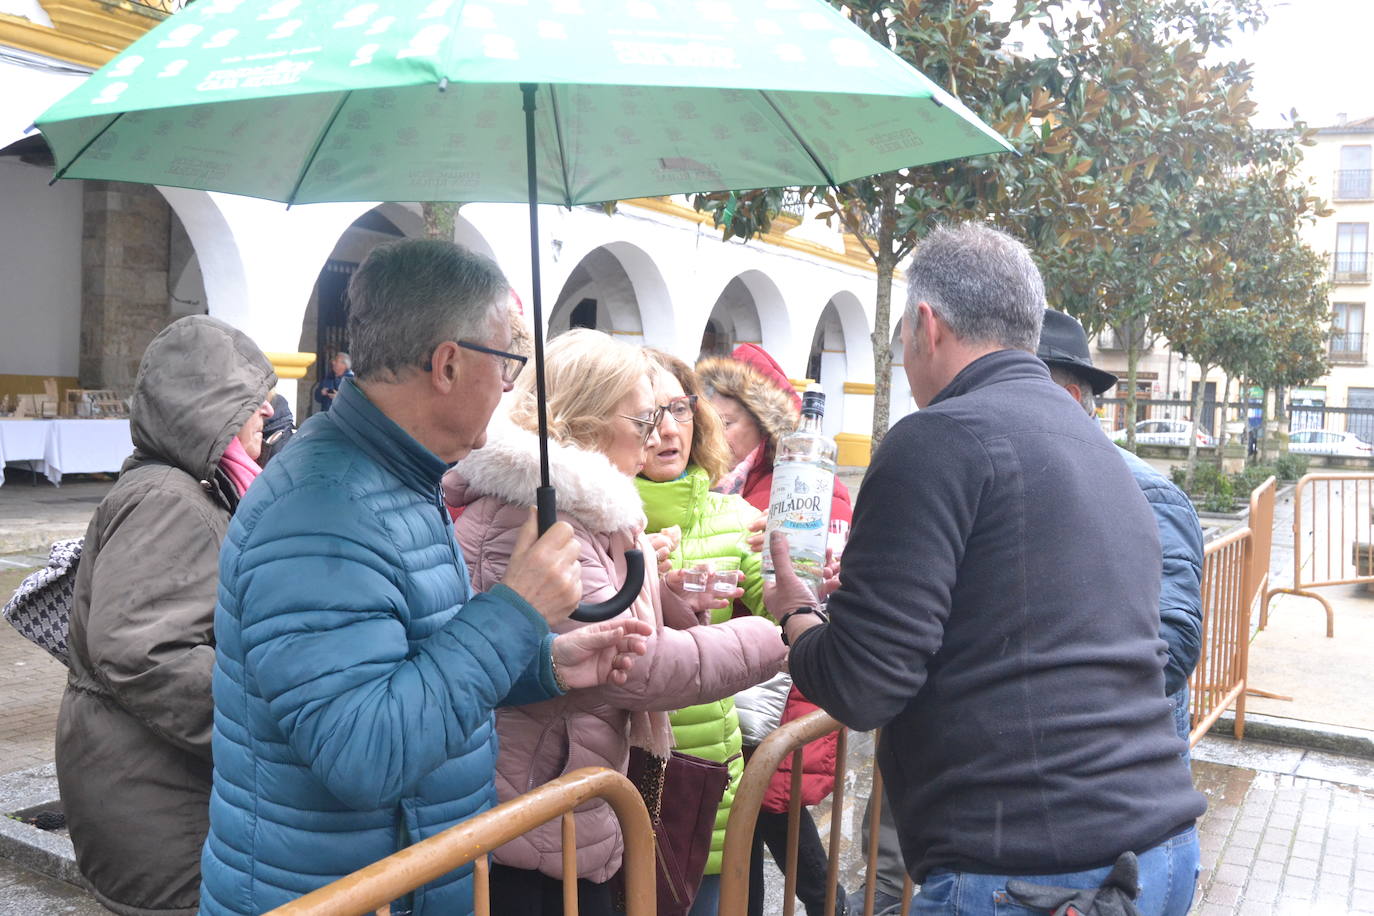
<box><xmin>37</xmin><ymin>0</ymin><xmax>1012</xmax><ymax>619</ymax></box>
<box><xmin>37</xmin><ymin>0</ymin><xmax>1010</xmax><ymax>205</ymax></box>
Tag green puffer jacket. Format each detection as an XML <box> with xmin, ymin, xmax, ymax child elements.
<box><xmin>635</xmin><ymin>466</ymin><xmax>767</xmax><ymax>876</ymax></box>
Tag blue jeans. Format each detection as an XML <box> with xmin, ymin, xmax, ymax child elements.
<box><xmin>910</xmin><ymin>825</ymin><xmax>1199</xmax><ymax>916</ymax></box>
<box><xmin>689</xmin><ymin>873</ymin><xmax>721</xmax><ymax>916</ymax></box>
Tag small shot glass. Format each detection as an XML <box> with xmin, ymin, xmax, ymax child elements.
<box><xmin>681</xmin><ymin>560</ymin><xmax>711</xmax><ymax>592</ymax></box>
<box><xmin>707</xmin><ymin>556</ymin><xmax>742</xmax><ymax>595</ymax></box>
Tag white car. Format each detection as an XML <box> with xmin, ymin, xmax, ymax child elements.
<box><xmin>1287</xmin><ymin>429</ymin><xmax>1373</xmax><ymax>457</ymax></box>
<box><xmin>1110</xmin><ymin>419</ymin><xmax>1215</xmax><ymax>447</ymax></box>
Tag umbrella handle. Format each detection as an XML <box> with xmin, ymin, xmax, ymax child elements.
<box><xmin>538</xmin><ymin>486</ymin><xmax>646</xmax><ymax>622</ymax></box>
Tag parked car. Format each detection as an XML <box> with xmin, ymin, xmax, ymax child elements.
<box><xmin>1110</xmin><ymin>419</ymin><xmax>1215</xmax><ymax>447</ymax></box>
<box><xmin>1287</xmin><ymin>428</ymin><xmax>1373</xmax><ymax>457</ymax></box>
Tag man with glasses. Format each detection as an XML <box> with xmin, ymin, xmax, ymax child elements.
<box><xmin>201</xmin><ymin>239</ymin><xmax>651</xmax><ymax>916</ymax></box>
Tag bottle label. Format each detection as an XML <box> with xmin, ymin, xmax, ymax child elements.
<box><xmin>763</xmin><ymin>463</ymin><xmax>833</xmax><ymax>580</ymax></box>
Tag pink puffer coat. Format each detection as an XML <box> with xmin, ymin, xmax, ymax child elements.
<box><xmin>444</xmin><ymin>419</ymin><xmax>786</xmax><ymax>883</ymax></box>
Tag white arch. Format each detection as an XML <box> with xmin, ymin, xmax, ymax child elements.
<box><xmin>820</xmin><ymin>289</ymin><xmax>874</xmax><ymax>380</ymax></box>
<box><xmin>546</xmin><ymin>240</ymin><xmax>672</xmax><ymax>347</ymax></box>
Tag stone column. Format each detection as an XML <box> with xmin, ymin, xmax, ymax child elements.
<box><xmin>80</xmin><ymin>181</ymin><xmax>172</xmax><ymax>395</ymax></box>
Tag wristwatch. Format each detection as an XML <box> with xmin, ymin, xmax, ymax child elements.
<box><xmin>778</xmin><ymin>606</ymin><xmax>828</xmax><ymax>646</ymax></box>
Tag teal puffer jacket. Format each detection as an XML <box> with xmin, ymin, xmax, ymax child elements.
<box><xmin>200</xmin><ymin>381</ymin><xmax>559</xmax><ymax>916</ymax></box>
<box><xmin>635</xmin><ymin>466</ymin><xmax>766</xmax><ymax>876</ymax></box>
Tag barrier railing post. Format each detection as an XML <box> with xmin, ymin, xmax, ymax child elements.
<box><xmin>265</xmin><ymin>767</ymin><xmax>653</xmax><ymax>916</ymax></box>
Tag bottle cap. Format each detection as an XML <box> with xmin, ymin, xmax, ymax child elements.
<box><xmin>801</xmin><ymin>386</ymin><xmax>825</xmax><ymax>417</ymax></box>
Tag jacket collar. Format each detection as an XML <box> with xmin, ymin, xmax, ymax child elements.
<box><xmin>329</xmin><ymin>379</ymin><xmax>449</xmax><ymax>496</ymax></box>
<box><xmin>450</xmin><ymin>417</ymin><xmax>646</xmax><ymax>534</ymax></box>
<box><xmin>929</xmin><ymin>349</ymin><xmax>1051</xmax><ymax>408</ymax></box>
<box><xmin>635</xmin><ymin>466</ymin><xmax>709</xmax><ymax>532</ymax></box>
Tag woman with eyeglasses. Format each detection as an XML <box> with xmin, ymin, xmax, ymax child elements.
<box><xmin>631</xmin><ymin>349</ymin><xmax>776</xmax><ymax>915</ymax></box>
<box><xmin>442</xmin><ymin>329</ymin><xmax>786</xmax><ymax>916</ymax></box>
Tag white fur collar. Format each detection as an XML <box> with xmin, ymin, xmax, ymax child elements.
<box><xmin>452</xmin><ymin>416</ymin><xmax>646</xmax><ymax>534</ymax></box>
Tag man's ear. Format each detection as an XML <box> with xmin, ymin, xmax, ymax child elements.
<box><xmin>917</xmin><ymin>302</ymin><xmax>941</xmax><ymax>350</ymax></box>
<box><xmin>428</xmin><ymin>340</ymin><xmax>462</xmax><ymax>392</ymax></box>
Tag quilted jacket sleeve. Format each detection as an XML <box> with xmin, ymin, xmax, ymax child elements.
<box><xmin>1140</xmin><ymin>479</ymin><xmax>1204</xmax><ymax>696</ymax></box>
<box><xmin>83</xmin><ymin>485</ymin><xmax>220</xmax><ymax>759</ymax></box>
<box><xmin>233</xmin><ymin>484</ymin><xmax>550</xmax><ymax>812</ymax></box>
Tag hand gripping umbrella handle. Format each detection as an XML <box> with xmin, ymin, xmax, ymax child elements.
<box><xmin>538</xmin><ymin>486</ymin><xmax>645</xmax><ymax>622</ymax></box>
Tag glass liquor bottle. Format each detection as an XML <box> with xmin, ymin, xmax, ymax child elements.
<box><xmin>762</xmin><ymin>385</ymin><xmax>836</xmax><ymax>590</ymax></box>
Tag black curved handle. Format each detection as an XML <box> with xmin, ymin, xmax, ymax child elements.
<box><xmin>537</xmin><ymin>486</ymin><xmax>645</xmax><ymax>622</ymax></box>
<box><xmin>570</xmin><ymin>548</ymin><xmax>645</xmax><ymax>622</ymax></box>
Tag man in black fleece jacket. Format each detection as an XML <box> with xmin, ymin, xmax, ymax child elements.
<box><xmin>769</xmin><ymin>223</ymin><xmax>1206</xmax><ymax>915</ymax></box>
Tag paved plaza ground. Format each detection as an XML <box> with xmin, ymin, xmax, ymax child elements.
<box><xmin>2</xmin><ymin>472</ymin><xmax>1373</xmax><ymax>914</ymax></box>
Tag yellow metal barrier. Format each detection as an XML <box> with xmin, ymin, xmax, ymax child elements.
<box><xmin>1186</xmin><ymin>476</ymin><xmax>1274</xmax><ymax>746</ymax></box>
<box><xmin>719</xmin><ymin>711</ymin><xmax>912</xmax><ymax>916</ymax></box>
<box><xmin>1264</xmin><ymin>472</ymin><xmax>1374</xmax><ymax>636</ymax></box>
<box><xmin>264</xmin><ymin>767</ymin><xmax>655</xmax><ymax>916</ymax></box>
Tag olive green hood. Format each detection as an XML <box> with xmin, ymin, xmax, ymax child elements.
<box><xmin>129</xmin><ymin>315</ymin><xmax>275</xmax><ymax>481</ymax></box>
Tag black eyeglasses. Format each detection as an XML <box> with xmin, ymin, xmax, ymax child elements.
<box><xmin>657</xmin><ymin>394</ymin><xmax>697</xmax><ymax>423</ymax></box>
<box><xmin>618</xmin><ymin>406</ymin><xmax>665</xmax><ymax>445</ymax></box>
<box><xmin>456</xmin><ymin>340</ymin><xmax>527</xmax><ymax>385</ymax></box>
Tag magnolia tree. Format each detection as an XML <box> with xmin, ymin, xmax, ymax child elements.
<box><xmin>1153</xmin><ymin>123</ymin><xmax>1332</xmax><ymax>488</ymax></box>
<box><xmin>695</xmin><ymin>0</ymin><xmax>1271</xmax><ymax>454</ymax></box>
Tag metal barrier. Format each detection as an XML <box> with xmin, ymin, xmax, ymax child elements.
<box><xmin>1264</xmin><ymin>473</ymin><xmax>1374</xmax><ymax>636</ymax></box>
<box><xmin>719</xmin><ymin>711</ymin><xmax>913</xmax><ymax>916</ymax></box>
<box><xmin>264</xmin><ymin>767</ymin><xmax>655</xmax><ymax>916</ymax></box>
<box><xmin>1188</xmin><ymin>525</ymin><xmax>1253</xmax><ymax>746</ymax></box>
<box><xmin>1186</xmin><ymin>476</ymin><xmax>1274</xmax><ymax>746</ymax></box>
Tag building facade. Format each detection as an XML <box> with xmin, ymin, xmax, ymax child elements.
<box><xmin>1</xmin><ymin>0</ymin><xmax>916</xmax><ymax>467</ymax></box>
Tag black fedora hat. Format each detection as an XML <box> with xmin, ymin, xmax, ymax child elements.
<box><xmin>1036</xmin><ymin>310</ymin><xmax>1119</xmax><ymax>395</ymax></box>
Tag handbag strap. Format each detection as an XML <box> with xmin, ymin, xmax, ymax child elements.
<box><xmin>633</xmin><ymin>752</ymin><xmax>669</xmax><ymax>821</ymax></box>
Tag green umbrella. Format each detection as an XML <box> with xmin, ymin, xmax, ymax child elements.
<box><xmin>37</xmin><ymin>0</ymin><xmax>1008</xmax><ymax>203</ymax></box>
<box><xmin>37</xmin><ymin>0</ymin><xmax>1010</xmax><ymax>619</ymax></box>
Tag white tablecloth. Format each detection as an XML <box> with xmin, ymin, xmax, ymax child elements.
<box><xmin>0</xmin><ymin>419</ymin><xmax>54</xmax><ymax>486</ymax></box>
<box><xmin>43</xmin><ymin>419</ymin><xmax>133</xmax><ymax>486</ymax></box>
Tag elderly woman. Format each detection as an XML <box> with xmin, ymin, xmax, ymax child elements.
<box><xmin>56</xmin><ymin>315</ymin><xmax>275</xmax><ymax>916</ymax></box>
<box><xmin>444</xmin><ymin>329</ymin><xmax>786</xmax><ymax>916</ymax></box>
<box><xmin>632</xmin><ymin>349</ymin><xmax>773</xmax><ymax>915</ymax></box>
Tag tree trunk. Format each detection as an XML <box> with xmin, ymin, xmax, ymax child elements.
<box><xmin>1258</xmin><ymin>385</ymin><xmax>1270</xmax><ymax>465</ymax></box>
<box><xmin>422</xmin><ymin>202</ymin><xmax>457</xmax><ymax>241</ymax></box>
<box><xmin>1184</xmin><ymin>361</ymin><xmax>1211</xmax><ymax>493</ymax></box>
<box><xmin>868</xmin><ymin>174</ymin><xmax>899</xmax><ymax>456</ymax></box>
<box><xmin>1124</xmin><ymin>319</ymin><xmax>1140</xmax><ymax>451</ymax></box>
<box><xmin>1214</xmin><ymin>374</ymin><xmax>1233</xmax><ymax>470</ymax></box>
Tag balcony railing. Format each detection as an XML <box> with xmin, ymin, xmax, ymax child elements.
<box><xmin>1330</xmin><ymin>331</ymin><xmax>1367</xmax><ymax>363</ymax></box>
<box><xmin>1333</xmin><ymin>251</ymin><xmax>1370</xmax><ymax>283</ymax></box>
<box><xmin>1334</xmin><ymin>170</ymin><xmax>1373</xmax><ymax>200</ymax></box>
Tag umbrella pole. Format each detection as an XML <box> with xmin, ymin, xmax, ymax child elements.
<box><xmin>520</xmin><ymin>83</ymin><xmax>644</xmax><ymax>624</ymax></box>
<box><xmin>522</xmin><ymin>83</ymin><xmax>557</xmax><ymax>534</ymax></box>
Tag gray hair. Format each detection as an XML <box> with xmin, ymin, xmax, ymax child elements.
<box><xmin>904</xmin><ymin>222</ymin><xmax>1046</xmax><ymax>352</ymax></box>
<box><xmin>333</xmin><ymin>352</ymin><xmax>352</xmax><ymax>370</ymax></box>
<box><xmin>1047</xmin><ymin>365</ymin><xmax>1097</xmax><ymax>416</ymax></box>
<box><xmin>347</xmin><ymin>239</ymin><xmax>509</xmax><ymax>380</ymax></box>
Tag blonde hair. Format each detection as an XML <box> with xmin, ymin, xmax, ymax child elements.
<box><xmin>507</xmin><ymin>328</ymin><xmax>651</xmax><ymax>453</ymax></box>
<box><xmin>645</xmin><ymin>349</ymin><xmax>733</xmax><ymax>485</ymax></box>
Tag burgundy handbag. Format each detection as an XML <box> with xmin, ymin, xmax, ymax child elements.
<box><xmin>624</xmin><ymin>747</ymin><xmax>731</xmax><ymax>916</ymax></box>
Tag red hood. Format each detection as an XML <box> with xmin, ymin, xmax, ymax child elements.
<box><xmin>732</xmin><ymin>343</ymin><xmax>801</xmax><ymax>411</ymax></box>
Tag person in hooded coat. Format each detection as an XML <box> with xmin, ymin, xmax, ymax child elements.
<box><xmin>56</xmin><ymin>315</ymin><xmax>275</xmax><ymax>916</ymax></box>
<box><xmin>696</xmin><ymin>344</ymin><xmax>853</xmax><ymax>916</ymax></box>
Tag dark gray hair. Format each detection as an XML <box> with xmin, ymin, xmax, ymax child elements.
<box><xmin>905</xmin><ymin>222</ymin><xmax>1045</xmax><ymax>352</ymax></box>
<box><xmin>1047</xmin><ymin>365</ymin><xmax>1098</xmax><ymax>416</ymax></box>
<box><xmin>347</xmin><ymin>239</ymin><xmax>509</xmax><ymax>380</ymax></box>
